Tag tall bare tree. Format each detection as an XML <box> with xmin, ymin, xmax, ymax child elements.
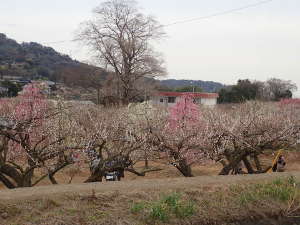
<box><xmin>78</xmin><ymin>0</ymin><xmax>166</xmax><ymax>103</ymax></box>
<box><xmin>262</xmin><ymin>78</ymin><xmax>297</xmax><ymax>101</ymax></box>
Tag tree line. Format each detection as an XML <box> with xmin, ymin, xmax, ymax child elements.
<box><xmin>218</xmin><ymin>78</ymin><xmax>297</xmax><ymax>103</ymax></box>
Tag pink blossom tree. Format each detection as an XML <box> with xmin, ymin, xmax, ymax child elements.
<box><xmin>0</xmin><ymin>84</ymin><xmax>78</xmax><ymax>188</ymax></box>
<box><xmin>146</xmin><ymin>95</ymin><xmax>207</xmax><ymax>177</ymax></box>
<box><xmin>279</xmin><ymin>98</ymin><xmax>300</xmax><ymax>108</ymax></box>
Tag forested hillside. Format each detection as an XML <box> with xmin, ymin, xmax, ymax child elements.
<box><xmin>0</xmin><ymin>33</ymin><xmax>80</xmax><ymax>80</ymax></box>
<box><xmin>160</xmin><ymin>79</ymin><xmax>224</xmax><ymax>92</ymax></box>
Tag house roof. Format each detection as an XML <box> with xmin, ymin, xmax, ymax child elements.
<box><xmin>156</xmin><ymin>92</ymin><xmax>219</xmax><ymax>98</ymax></box>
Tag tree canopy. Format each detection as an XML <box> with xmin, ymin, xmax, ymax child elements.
<box><xmin>218</xmin><ymin>78</ymin><xmax>297</xmax><ymax>103</ymax></box>
<box><xmin>174</xmin><ymin>86</ymin><xmax>203</xmax><ymax>93</ymax></box>
<box><xmin>78</xmin><ymin>0</ymin><xmax>166</xmax><ymax>103</ymax></box>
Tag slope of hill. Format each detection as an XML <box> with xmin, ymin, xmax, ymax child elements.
<box><xmin>160</xmin><ymin>79</ymin><xmax>224</xmax><ymax>92</ymax></box>
<box><xmin>0</xmin><ymin>33</ymin><xmax>79</xmax><ymax>80</ymax></box>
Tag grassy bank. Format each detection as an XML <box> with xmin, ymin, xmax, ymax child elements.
<box><xmin>1</xmin><ymin>176</ymin><xmax>300</xmax><ymax>225</ymax></box>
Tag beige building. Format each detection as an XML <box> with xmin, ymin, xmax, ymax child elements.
<box><xmin>150</xmin><ymin>92</ymin><xmax>219</xmax><ymax>107</ymax></box>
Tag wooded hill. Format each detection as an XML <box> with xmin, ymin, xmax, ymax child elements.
<box><xmin>160</xmin><ymin>79</ymin><xmax>224</xmax><ymax>93</ymax></box>
<box><xmin>0</xmin><ymin>33</ymin><xmax>84</xmax><ymax>80</ymax></box>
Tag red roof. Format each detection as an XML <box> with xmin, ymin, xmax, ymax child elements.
<box><xmin>156</xmin><ymin>92</ymin><xmax>219</xmax><ymax>99</ymax></box>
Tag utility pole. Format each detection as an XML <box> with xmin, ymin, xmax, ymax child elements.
<box><xmin>190</xmin><ymin>81</ymin><xmax>195</xmax><ymax>93</ymax></box>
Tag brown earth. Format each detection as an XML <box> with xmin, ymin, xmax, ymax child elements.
<box><xmin>1</xmin><ymin>171</ymin><xmax>300</xmax><ymax>202</ymax></box>
<box><xmin>1</xmin><ymin>150</ymin><xmax>300</xmax><ymax>190</ymax></box>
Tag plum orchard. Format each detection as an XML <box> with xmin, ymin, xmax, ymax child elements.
<box><xmin>0</xmin><ymin>85</ymin><xmax>299</xmax><ymax>188</ymax></box>
<box><xmin>143</xmin><ymin>98</ymin><xmax>300</xmax><ymax>176</ymax></box>
<box><xmin>0</xmin><ymin>84</ymin><xmax>80</xmax><ymax>188</ymax></box>
<box><xmin>203</xmin><ymin>101</ymin><xmax>300</xmax><ymax>175</ymax></box>
<box><xmin>0</xmin><ymin>86</ymin><xmax>160</xmax><ymax>188</ymax></box>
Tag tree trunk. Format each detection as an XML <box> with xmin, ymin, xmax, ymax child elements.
<box><xmin>49</xmin><ymin>174</ymin><xmax>58</xmax><ymax>184</ymax></box>
<box><xmin>144</xmin><ymin>159</ymin><xmax>149</xmax><ymax>169</ymax></box>
<box><xmin>0</xmin><ymin>164</ymin><xmax>23</xmax><ymax>187</ymax></box>
<box><xmin>144</xmin><ymin>153</ymin><xmax>149</xmax><ymax>169</ymax></box>
<box><xmin>48</xmin><ymin>161</ymin><xmax>70</xmax><ymax>185</ymax></box>
<box><xmin>22</xmin><ymin>159</ymin><xmax>36</xmax><ymax>187</ymax></box>
<box><xmin>85</xmin><ymin>171</ymin><xmax>104</xmax><ymax>183</ymax></box>
<box><xmin>219</xmin><ymin>164</ymin><xmax>234</xmax><ymax>175</ymax></box>
<box><xmin>22</xmin><ymin>172</ymin><xmax>33</xmax><ymax>187</ymax></box>
<box><xmin>0</xmin><ymin>173</ymin><xmax>16</xmax><ymax>189</ymax></box>
<box><xmin>97</xmin><ymin>88</ymin><xmax>100</xmax><ymax>105</ymax></box>
<box><xmin>219</xmin><ymin>153</ymin><xmax>247</xmax><ymax>175</ymax></box>
<box><xmin>174</xmin><ymin>159</ymin><xmax>193</xmax><ymax>177</ymax></box>
<box><xmin>253</xmin><ymin>155</ymin><xmax>262</xmax><ymax>171</ymax></box>
<box><xmin>242</xmin><ymin>156</ymin><xmax>255</xmax><ymax>174</ymax></box>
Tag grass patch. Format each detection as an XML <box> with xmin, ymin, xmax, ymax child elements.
<box><xmin>0</xmin><ymin>203</ymin><xmax>21</xmax><ymax>218</ymax></box>
<box><xmin>131</xmin><ymin>192</ymin><xmax>195</xmax><ymax>222</ymax></box>
<box><xmin>131</xmin><ymin>202</ymin><xmax>146</xmax><ymax>213</ymax></box>
<box><xmin>65</xmin><ymin>208</ymin><xmax>79</xmax><ymax>215</ymax></box>
<box><xmin>2</xmin><ymin>177</ymin><xmax>300</xmax><ymax>225</ymax></box>
<box><xmin>130</xmin><ymin>178</ymin><xmax>300</xmax><ymax>224</ymax></box>
<box><xmin>230</xmin><ymin>176</ymin><xmax>299</xmax><ymax>206</ymax></box>
<box><xmin>38</xmin><ymin>198</ymin><xmax>61</xmax><ymax>211</ymax></box>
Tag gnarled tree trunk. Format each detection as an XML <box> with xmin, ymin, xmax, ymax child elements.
<box><xmin>172</xmin><ymin>159</ymin><xmax>193</xmax><ymax>177</ymax></box>
<box><xmin>219</xmin><ymin>151</ymin><xmax>247</xmax><ymax>175</ymax></box>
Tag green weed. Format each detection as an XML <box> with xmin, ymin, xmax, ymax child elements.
<box><xmin>131</xmin><ymin>202</ymin><xmax>146</xmax><ymax>213</ymax></box>
<box><xmin>234</xmin><ymin>177</ymin><xmax>299</xmax><ymax>205</ymax></box>
<box><xmin>131</xmin><ymin>192</ymin><xmax>195</xmax><ymax>222</ymax></box>
<box><xmin>149</xmin><ymin>203</ymin><xmax>169</xmax><ymax>222</ymax></box>
<box><xmin>65</xmin><ymin>208</ymin><xmax>79</xmax><ymax>215</ymax></box>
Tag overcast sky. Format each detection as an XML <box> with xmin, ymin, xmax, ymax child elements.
<box><xmin>1</xmin><ymin>0</ymin><xmax>299</xmax><ymax>96</ymax></box>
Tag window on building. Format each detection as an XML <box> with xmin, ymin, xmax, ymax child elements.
<box><xmin>160</xmin><ymin>98</ymin><xmax>164</xmax><ymax>103</ymax></box>
<box><xmin>194</xmin><ymin>98</ymin><xmax>201</xmax><ymax>104</ymax></box>
<box><xmin>168</xmin><ymin>97</ymin><xmax>176</xmax><ymax>103</ymax></box>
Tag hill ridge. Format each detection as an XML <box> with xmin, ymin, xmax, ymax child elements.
<box><xmin>160</xmin><ymin>79</ymin><xmax>224</xmax><ymax>93</ymax></box>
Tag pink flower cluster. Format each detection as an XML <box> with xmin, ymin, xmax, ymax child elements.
<box><xmin>168</xmin><ymin>94</ymin><xmax>200</xmax><ymax>130</ymax></box>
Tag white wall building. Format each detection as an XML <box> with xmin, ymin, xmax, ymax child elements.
<box><xmin>150</xmin><ymin>92</ymin><xmax>219</xmax><ymax>107</ymax></box>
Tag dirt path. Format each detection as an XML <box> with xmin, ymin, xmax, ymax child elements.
<box><xmin>1</xmin><ymin>171</ymin><xmax>299</xmax><ymax>202</ymax></box>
